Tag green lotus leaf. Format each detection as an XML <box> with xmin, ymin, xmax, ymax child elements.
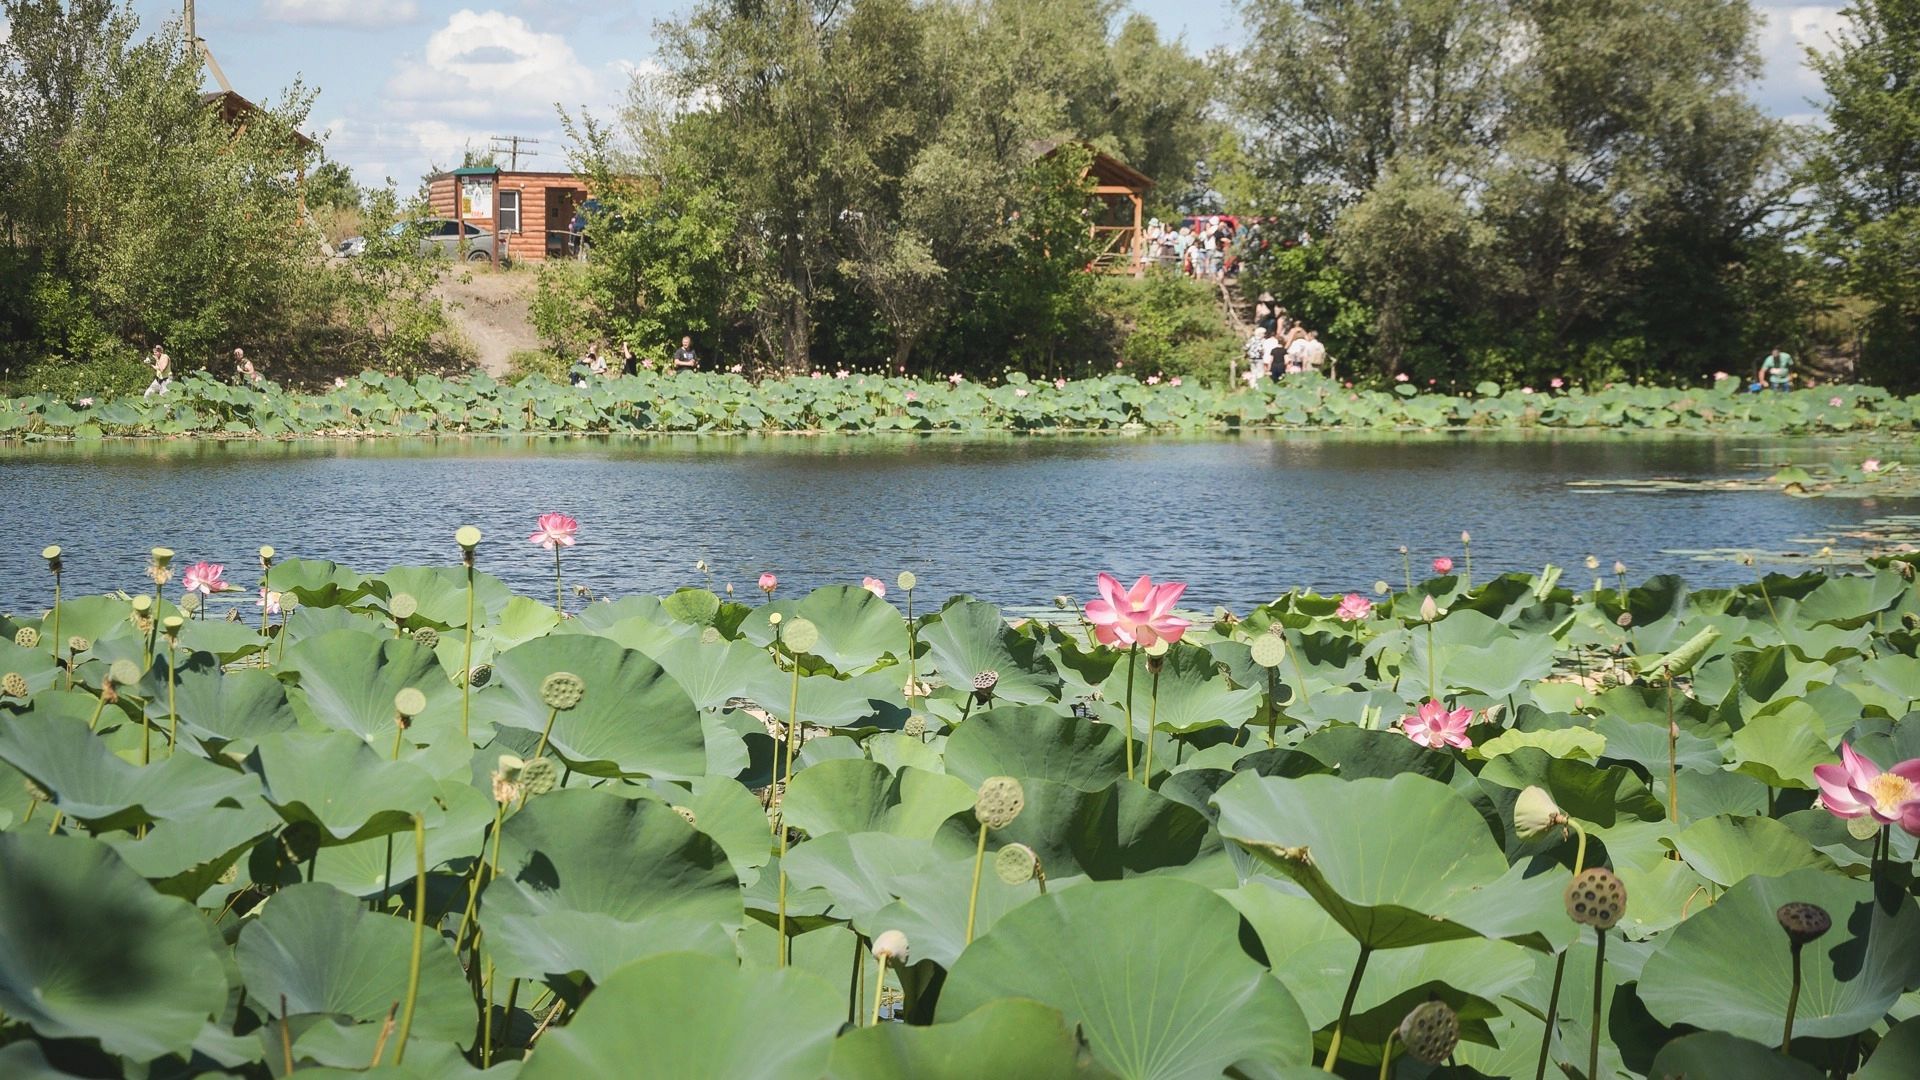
<box><xmin>519</xmin><ymin>951</ymin><xmax>840</xmax><ymax>1080</ymax></box>
<box><xmin>1670</xmin><ymin>814</ymin><xmax>1836</xmax><ymax>888</ymax></box>
<box><xmin>42</xmin><ymin>595</ymin><xmax>148</xmax><ymax>649</ymax></box>
<box><xmin>1797</xmin><ymin>571</ymin><xmax>1907</xmax><ymax>627</ymax></box>
<box><xmin>827</xmin><ymin>998</ymin><xmax>1108</xmax><ymax>1079</ymax></box>
<box><xmin>1860</xmin><ymin>1016</ymin><xmax>1920</xmax><ymax>1079</ymax></box>
<box><xmin>939</xmin><ymin>877</ymin><xmax>1311</xmax><ymax>1079</ymax></box>
<box><xmin>744</xmin><ymin>665</ymin><xmax>910</xmax><ymax>730</ymax></box>
<box><xmin>237</xmin><ymin>882</ymin><xmax>474</xmax><ymax>1052</ymax></box>
<box><xmin>1475</xmin><ymin>724</ymin><xmax>1606</xmax><ymax>761</ymax></box>
<box><xmin>478</xmin><ymin>789</ymin><xmax>741</xmax><ymax>983</ymax></box>
<box><xmin>305</xmin><ymin>779</ymin><xmax>494</xmax><ymax>898</ymax></box>
<box><xmin>1641</xmin><ymin>868</ymin><xmax>1920</xmax><ymax>1043</ymax></box>
<box><xmin>0</xmin><ymin>712</ymin><xmax>260</xmax><ymax>829</ymax></box>
<box><xmin>373</xmin><ymin>565</ymin><xmax>513</xmax><ymax>628</ymax></box>
<box><xmin>782</xmin><ymin>831</ymin><xmax>942</xmax><ymax>922</ymax></box>
<box><xmin>919</xmin><ymin>599</ymin><xmax>1060</xmax><ymax>704</ymax></box>
<box><xmin>1647</xmin><ymin>1032</ymin><xmax>1822</xmax><ymax>1079</ymax></box>
<box><xmin>475</xmin><ymin>633</ymin><xmax>706</xmax><ymax>781</ymax></box>
<box><xmin>284</xmin><ymin>630</ymin><xmax>460</xmax><ymax>746</ymax></box>
<box><xmin>1728</xmin><ymin>710</ymin><xmax>1835</xmax><ymax>790</ymax></box>
<box><xmin>780</xmin><ymin>759</ymin><xmax>975</xmax><ymax>839</ymax></box>
<box><xmin>102</xmin><ymin>799</ymin><xmax>282</xmax><ymax>901</ymax></box>
<box><xmin>782</xmin><ymin>585</ymin><xmax>910</xmax><ymax>671</ymax></box>
<box><xmin>1295</xmin><ymin>726</ymin><xmax>1457</xmax><ymax>782</ymax></box>
<box><xmin>246</xmin><ymin>730</ymin><xmax>439</xmax><ymax>843</ymax></box>
<box><xmin>942</xmin><ymin>704</ymin><xmax>1125</xmax><ymax>790</ymax></box>
<box><xmin>1477</xmin><ymin>746</ymin><xmax>1664</xmax><ymax>829</ymax></box>
<box><xmin>934</xmin><ymin>776</ymin><xmax>1223</xmax><ymax>882</ymax></box>
<box><xmin>1088</xmin><ymin>640</ymin><xmax>1260</xmax><ymax>735</ymax></box>
<box><xmin>266</xmin><ymin>558</ymin><xmax>370</xmax><ymax>608</ymax></box>
<box><xmin>173</xmin><ymin>618</ymin><xmax>265</xmax><ymax>661</ymax></box>
<box><xmin>649</xmin><ymin>634</ymin><xmax>781</xmax><ymax>711</ymax></box>
<box><xmin>137</xmin><ymin>651</ymin><xmax>297</xmax><ymax>747</ymax></box>
<box><xmin>861</xmin><ymin>851</ymin><xmax>1047</xmax><ymax>967</ymax></box>
<box><xmin>0</xmin><ymin>833</ymin><xmax>228</xmax><ymax>1061</ymax></box>
<box><xmin>280</xmin><ymin>603</ymin><xmax>393</xmax><ymax>645</ymax></box>
<box><xmin>1213</xmin><ymin>771</ymin><xmax>1572</xmax><ymax>950</ymax></box>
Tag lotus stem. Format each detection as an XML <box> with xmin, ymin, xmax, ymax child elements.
<box><xmin>165</xmin><ymin>646</ymin><xmax>178</xmax><ymax>759</ymax></box>
<box><xmin>1463</xmin><ymin>535</ymin><xmax>1473</xmax><ymax>591</ymax></box>
<box><xmin>965</xmin><ymin>821</ymin><xmax>988</xmax><ymax>944</ymax></box>
<box><xmin>1322</xmin><ymin>944</ymin><xmax>1371</xmax><ymax>1071</ymax></box>
<box><xmin>85</xmin><ymin>685</ymin><xmax>110</xmax><ymax>731</ymax></box>
<box><xmin>280</xmin><ymin>994</ymin><xmax>294</xmax><ymax>1075</ymax></box>
<box><xmin>1535</xmin><ymin>952</ymin><xmax>1568</xmax><ymax>1080</ymax></box>
<box><xmin>1426</xmin><ymin>621</ymin><xmax>1437</xmax><ymax>701</ymax></box>
<box><xmin>1142</xmin><ymin>662</ymin><xmax>1161</xmax><ymax>783</ymax></box>
<box><xmin>1571</xmin><ymin>820</ymin><xmax>1589</xmax><ymax>875</ymax></box>
<box><xmin>497</xmin><ymin>978</ymin><xmax>520</xmax><ymax>1061</ymax></box>
<box><xmin>869</xmin><ymin>954</ymin><xmax>889</xmax><ymax>1028</ymax></box>
<box><xmin>455</xmin><ymin>801</ymin><xmax>505</xmax><ymax>953</ymax></box>
<box><xmin>849</xmin><ymin>933</ymin><xmax>864</xmax><ymax>1026</ymax></box>
<box><xmin>461</xmin><ymin>565</ymin><xmax>475</xmax><ymax>741</ymax></box>
<box><xmin>1265</xmin><ymin>666</ymin><xmax>1279</xmax><ymax>748</ymax></box>
<box><xmin>369</xmin><ymin>1001</ymin><xmax>398</xmax><ymax>1067</ymax></box>
<box><xmin>479</xmin><ymin>961</ymin><xmax>495</xmax><ymax>1066</ymax></box>
<box><xmin>552</xmin><ymin>547</ymin><xmax>564</xmax><ymax>616</ymax></box>
<box><xmin>1782</xmin><ymin>939</ymin><xmax>1803</xmax><ymax>1053</ymax></box>
<box><xmin>1122</xmin><ymin>644</ymin><xmax>1138</xmax><ymax>781</ymax></box>
<box><xmin>393</xmin><ymin>813</ymin><xmax>427</xmax><ymax>1064</ymax></box>
<box><xmin>1588</xmin><ymin>929</ymin><xmax>1607</xmax><ymax>1080</ymax></box>
<box><xmin>1401</xmin><ymin>547</ymin><xmax>1413</xmax><ymax>594</ymax></box>
<box><xmin>46</xmin><ymin>809</ymin><xmax>63</xmax><ymax>835</ymax></box>
<box><xmin>904</xmin><ymin>589</ymin><xmax>917</xmax><ymax>698</ymax></box>
<box><xmin>49</xmin><ymin>570</ymin><xmax>60</xmax><ymax>663</ymax></box>
<box><xmin>1378</xmin><ymin>1030</ymin><xmax>1396</xmax><ymax>1080</ymax></box>
<box><xmin>777</xmin><ymin>638</ymin><xmax>802</xmax><ymax>967</ymax></box>
<box><xmin>532</xmin><ymin>706</ymin><xmax>559</xmax><ymax>761</ymax></box>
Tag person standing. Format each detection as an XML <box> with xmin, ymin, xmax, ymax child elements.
<box><xmin>1297</xmin><ymin>331</ymin><xmax>1327</xmax><ymax>375</ymax></box>
<box><xmin>143</xmin><ymin>345</ymin><xmax>172</xmax><ymax>397</ymax></box>
<box><xmin>620</xmin><ymin>341</ymin><xmax>638</xmax><ymax>377</ymax></box>
<box><xmin>232</xmin><ymin>348</ymin><xmax>263</xmax><ymax>385</ymax></box>
<box><xmin>672</xmin><ymin>336</ymin><xmax>700</xmax><ymax>372</ymax></box>
<box><xmin>1757</xmin><ymin>347</ymin><xmax>1794</xmax><ymax>391</ymax></box>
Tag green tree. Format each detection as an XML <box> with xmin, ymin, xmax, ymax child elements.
<box><xmin>1804</xmin><ymin>0</ymin><xmax>1920</xmax><ymax>388</ymax></box>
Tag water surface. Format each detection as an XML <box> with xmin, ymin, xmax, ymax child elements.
<box><xmin>0</xmin><ymin>432</ymin><xmax>1904</xmax><ymax>614</ymax></box>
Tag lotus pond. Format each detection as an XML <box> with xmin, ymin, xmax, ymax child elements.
<box><xmin>5</xmin><ymin>524</ymin><xmax>1920</xmax><ymax>1078</ymax></box>
<box><xmin>0</xmin><ymin>431</ymin><xmax>1914</xmax><ymax>616</ymax></box>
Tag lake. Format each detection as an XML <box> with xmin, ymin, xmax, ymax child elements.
<box><xmin>0</xmin><ymin>432</ymin><xmax>1905</xmax><ymax>615</ymax></box>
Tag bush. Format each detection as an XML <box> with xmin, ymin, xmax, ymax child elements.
<box><xmin>504</xmin><ymin>349</ymin><xmax>570</xmax><ymax>384</ymax></box>
<box><xmin>1090</xmin><ymin>272</ymin><xmax>1242</xmax><ymax>384</ymax></box>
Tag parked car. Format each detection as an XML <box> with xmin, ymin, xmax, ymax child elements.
<box><xmin>337</xmin><ymin>219</ymin><xmax>502</xmax><ymax>262</ymax></box>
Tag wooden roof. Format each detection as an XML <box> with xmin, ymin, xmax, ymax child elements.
<box><xmin>1030</xmin><ymin>139</ymin><xmax>1154</xmax><ymax>191</ymax></box>
<box><xmin>200</xmin><ymin>90</ymin><xmax>317</xmax><ymax>150</ymax></box>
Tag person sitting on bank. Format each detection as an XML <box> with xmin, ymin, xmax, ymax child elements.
<box><xmin>672</xmin><ymin>336</ymin><xmax>699</xmax><ymax>372</ymax></box>
<box><xmin>1757</xmin><ymin>347</ymin><xmax>1793</xmax><ymax>391</ymax></box>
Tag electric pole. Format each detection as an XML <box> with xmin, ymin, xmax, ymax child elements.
<box><xmin>488</xmin><ymin>135</ymin><xmax>541</xmax><ymax>171</ymax></box>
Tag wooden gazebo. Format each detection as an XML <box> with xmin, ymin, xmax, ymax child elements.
<box><xmin>1032</xmin><ymin>140</ymin><xmax>1155</xmax><ymax>275</ymax></box>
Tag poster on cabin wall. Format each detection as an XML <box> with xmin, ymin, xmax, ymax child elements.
<box><xmin>460</xmin><ymin>178</ymin><xmax>493</xmax><ymax>219</ymax></box>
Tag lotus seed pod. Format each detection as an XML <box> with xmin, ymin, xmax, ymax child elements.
<box><xmin>394</xmin><ymin>687</ymin><xmax>427</xmax><ymax>718</ymax></box>
<box><xmin>1</xmin><ymin>672</ymin><xmax>26</xmax><ymax>697</ymax></box>
<box><xmin>1143</xmin><ymin>638</ymin><xmax>1170</xmax><ymax>659</ymax></box>
<box><xmin>14</xmin><ymin>627</ymin><xmax>39</xmax><ymax>648</ymax></box>
<box><xmin>151</xmin><ymin>547</ymin><xmax>174</xmax><ymax>569</ymax></box>
<box><xmin>468</xmin><ymin>662</ymin><xmax>493</xmax><ymax>688</ymax></box>
<box><xmin>994</xmin><ymin>842</ymin><xmax>1038</xmax><ymax>885</ymax></box>
<box><xmin>412</xmin><ymin>627</ymin><xmax>440</xmax><ymax>649</ymax></box>
<box><xmin>783</xmin><ymin>617</ymin><xmax>819</xmax><ymax>654</ymax></box>
<box><xmin>673</xmin><ymin>805</ymin><xmax>698</xmax><ymax>826</ymax></box>
<box><xmin>390</xmin><ymin>593</ymin><xmax>418</xmax><ymax>620</ymax></box>
<box><xmin>455</xmin><ymin>525</ymin><xmax>483</xmax><ymax>551</ymax></box>
<box><xmin>975</xmin><ymin>776</ymin><xmax>1025</xmax><ymax>829</ymax></box>
<box><xmin>161</xmin><ymin>616</ymin><xmax>183</xmax><ymax>637</ymax></box>
<box><xmin>42</xmin><ymin>545</ymin><xmax>62</xmax><ymax>570</ymax></box>
<box><xmin>109</xmin><ymin>659</ymin><xmax>141</xmax><ymax>686</ymax></box>
<box><xmin>280</xmin><ymin>594</ymin><xmax>299</xmax><ymax>612</ymax></box>
<box><xmin>699</xmin><ymin>626</ymin><xmax>722</xmax><ymax>645</ymax></box>
<box><xmin>24</xmin><ymin>777</ymin><xmax>51</xmax><ymax>802</ymax></box>
<box><xmin>971</xmin><ymin>670</ymin><xmax>999</xmax><ymax>703</ymax></box>
<box><xmin>179</xmin><ymin>592</ymin><xmax>200</xmax><ymax>613</ymax></box>
<box><xmin>1616</xmin><ymin>612</ymin><xmax>1633</xmax><ymax>627</ymax></box>
<box><xmin>871</xmin><ymin>929</ymin><xmax>910</xmax><ymax>963</ymax></box>
<box><xmin>897</xmin><ymin>571</ymin><xmax>916</xmax><ymax>592</ymax></box>
<box><xmin>903</xmin><ymin>714</ymin><xmax>927</xmax><ymax>737</ymax></box>
<box><xmin>1249</xmin><ymin>632</ymin><xmax>1287</xmax><ymax>668</ymax></box>
<box><xmin>1847</xmin><ymin>814</ymin><xmax>1880</xmax><ymax>841</ymax></box>
<box><xmin>1513</xmin><ymin>786</ymin><xmax>1567</xmax><ymax>840</ymax></box>
<box><xmin>519</xmin><ymin>757</ymin><xmax>560</xmax><ymax>796</ymax></box>
<box><xmin>540</xmin><ymin>671</ymin><xmax>585</xmax><ymax>710</ymax></box>
<box><xmin>497</xmin><ymin>753</ymin><xmax>526</xmax><ymax>778</ymax></box>
<box><xmin>258</xmin><ymin>545</ymin><xmax>275</xmax><ymax>565</ymax></box>
<box><xmin>1564</xmin><ymin>867</ymin><xmax>1627</xmax><ymax>930</ymax></box>
<box><xmin>1777</xmin><ymin>902</ymin><xmax>1832</xmax><ymax>947</ymax></box>
<box><xmin>1373</xmin><ymin>580</ymin><xmax>1390</xmax><ymax>595</ymax></box>
<box><xmin>1419</xmin><ymin>595</ymin><xmax>1440</xmax><ymax>622</ymax></box>
<box><xmin>67</xmin><ymin>635</ymin><xmax>89</xmax><ymax>653</ymax></box>
<box><xmin>1396</xmin><ymin>1000</ymin><xmax>1460</xmax><ymax>1065</ymax></box>
<box><xmin>768</xmin><ymin>612</ymin><xmax>783</xmax><ymax>626</ymax></box>
<box><xmin>131</xmin><ymin>595</ymin><xmax>152</xmax><ymax>614</ymax></box>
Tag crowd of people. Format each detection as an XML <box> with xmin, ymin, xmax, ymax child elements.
<box><xmin>1142</xmin><ymin>215</ymin><xmax>1243</xmax><ymax>279</ymax></box>
<box><xmin>1242</xmin><ymin>293</ymin><xmax>1327</xmax><ymax>382</ymax></box>
<box><xmin>568</xmin><ymin>336</ymin><xmax>703</xmax><ymax>385</ymax></box>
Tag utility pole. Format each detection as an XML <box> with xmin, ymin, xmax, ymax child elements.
<box><xmin>184</xmin><ymin>0</ymin><xmax>233</xmax><ymax>92</ymax></box>
<box><xmin>488</xmin><ymin>135</ymin><xmax>541</xmax><ymax>171</ymax></box>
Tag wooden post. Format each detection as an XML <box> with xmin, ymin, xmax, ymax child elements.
<box><xmin>1131</xmin><ymin>193</ymin><xmax>1143</xmax><ymax>277</ymax></box>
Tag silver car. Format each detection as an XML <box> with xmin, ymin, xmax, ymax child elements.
<box><xmin>337</xmin><ymin>219</ymin><xmax>502</xmax><ymax>262</ymax></box>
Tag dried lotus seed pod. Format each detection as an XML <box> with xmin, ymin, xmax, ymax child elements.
<box><xmin>994</xmin><ymin>843</ymin><xmax>1038</xmax><ymax>885</ymax></box>
<box><xmin>468</xmin><ymin>663</ymin><xmax>493</xmax><ymax>688</ymax></box>
<box><xmin>1564</xmin><ymin>867</ymin><xmax>1627</xmax><ymax>930</ymax></box>
<box><xmin>971</xmin><ymin>670</ymin><xmax>999</xmax><ymax>703</ymax></box>
<box><xmin>540</xmin><ymin>671</ymin><xmax>585</xmax><ymax>710</ymax></box>
<box><xmin>14</xmin><ymin>627</ymin><xmax>39</xmax><ymax>649</ymax></box>
<box><xmin>67</xmin><ymin>635</ymin><xmax>90</xmax><ymax>653</ymax></box>
<box><xmin>1776</xmin><ymin>902</ymin><xmax>1832</xmax><ymax>947</ymax></box>
<box><xmin>782</xmin><ymin>617</ymin><xmax>819</xmax><ymax>654</ymax></box>
<box><xmin>974</xmin><ymin>776</ymin><xmax>1025</xmax><ymax>830</ymax></box>
<box><xmin>390</xmin><ymin>593</ymin><xmax>418</xmax><ymax>620</ymax></box>
<box><xmin>412</xmin><ymin>627</ymin><xmax>440</xmax><ymax>649</ymax></box>
<box><xmin>519</xmin><ymin>757</ymin><xmax>560</xmax><ymax>796</ymax></box>
<box><xmin>1</xmin><ymin>672</ymin><xmax>27</xmax><ymax>697</ymax></box>
<box><xmin>902</xmin><ymin>715</ymin><xmax>927</xmax><ymax>737</ymax></box>
<box><xmin>1397</xmin><ymin>1000</ymin><xmax>1460</xmax><ymax>1065</ymax></box>
<box><xmin>673</xmin><ymin>805</ymin><xmax>698</xmax><ymax>826</ymax></box>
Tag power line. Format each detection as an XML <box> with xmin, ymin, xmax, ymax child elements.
<box><xmin>487</xmin><ymin>135</ymin><xmax>542</xmax><ymax>171</ymax></box>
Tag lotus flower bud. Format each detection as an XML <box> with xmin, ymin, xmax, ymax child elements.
<box><xmin>1564</xmin><ymin>867</ymin><xmax>1626</xmax><ymax>929</ymax></box>
<box><xmin>68</xmin><ymin>635</ymin><xmax>90</xmax><ymax>653</ymax></box>
<box><xmin>1</xmin><ymin>672</ymin><xmax>26</xmax><ymax>697</ymax></box>
<box><xmin>975</xmin><ymin>776</ymin><xmax>1025</xmax><ymax>829</ymax></box>
<box><xmin>1776</xmin><ymin>902</ymin><xmax>1831</xmax><ymax>947</ymax></box>
<box><xmin>468</xmin><ymin>663</ymin><xmax>493</xmax><ymax>688</ymax></box>
<box><xmin>1461</xmin><ymin>531</ymin><xmax>1471</xmax><ymax>544</ymax></box>
<box><xmin>1397</xmin><ymin>1000</ymin><xmax>1460</xmax><ymax>1064</ymax></box>
<box><xmin>1613</xmin><ymin>561</ymin><xmax>1627</xmax><ymax>576</ymax></box>
<box><xmin>871</xmin><ymin>929</ymin><xmax>910</xmax><ymax>963</ymax></box>
<box><xmin>42</xmin><ymin>545</ymin><xmax>62</xmax><ymax>572</ymax></box>
<box><xmin>393</xmin><ymin>687</ymin><xmax>427</xmax><ymax>719</ymax></box>
<box><xmin>897</xmin><ymin>571</ymin><xmax>916</xmax><ymax>592</ymax></box>
<box><xmin>782</xmin><ymin>617</ymin><xmax>819</xmax><ymax>654</ymax></box>
<box><xmin>673</xmin><ymin>805</ymin><xmax>697</xmax><ymax>826</ymax></box>
<box><xmin>390</xmin><ymin>593</ymin><xmax>418</xmax><ymax>621</ymax></box>
<box><xmin>412</xmin><ymin>627</ymin><xmax>440</xmax><ymax>649</ymax></box>
<box><xmin>540</xmin><ymin>671</ymin><xmax>585</xmax><ymax>711</ymax></box>
<box><xmin>519</xmin><ymin>757</ymin><xmax>560</xmax><ymax>796</ymax></box>
<box><xmin>994</xmin><ymin>842</ymin><xmax>1038</xmax><ymax>884</ymax></box>
<box><xmin>1399</xmin><ymin>545</ymin><xmax>1408</xmax><ymax>555</ymax></box>
<box><xmin>14</xmin><ymin>627</ymin><xmax>39</xmax><ymax>649</ymax></box>
<box><xmin>1513</xmin><ymin>786</ymin><xmax>1567</xmax><ymax>840</ymax></box>
<box><xmin>1419</xmin><ymin>595</ymin><xmax>1439</xmax><ymax>622</ymax></box>
<box><xmin>971</xmin><ymin>670</ymin><xmax>999</xmax><ymax>704</ymax></box>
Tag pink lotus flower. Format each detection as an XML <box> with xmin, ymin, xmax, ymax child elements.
<box><xmin>1830</xmin><ymin>396</ymin><xmax>1844</xmax><ymax>407</ymax></box>
<box><xmin>1014</xmin><ymin>388</ymin><xmax>1029</xmax><ymax>397</ymax></box>
<box><xmin>1053</xmin><ymin>378</ymin><xmax>1067</xmax><ymax>389</ymax></box>
<box><xmin>1395</xmin><ymin>373</ymin><xmax>1410</xmax><ymax>383</ymax></box>
<box><xmin>1335</xmin><ymin>593</ymin><xmax>1373</xmax><ymax>622</ymax></box>
<box><xmin>759</xmin><ymin>572</ymin><xmax>778</xmax><ymax>595</ymax></box>
<box><xmin>1863</xmin><ymin>459</ymin><xmax>1882</xmax><ymax>473</ymax></box>
<box><xmin>810</xmin><ymin>371</ymin><xmax>823</xmax><ymax>379</ymax></box>
<box><xmin>862</xmin><ymin>576</ymin><xmax>887</xmax><ymax>598</ymax></box>
<box><xmin>528</xmin><ymin>513</ymin><xmax>579</xmax><ymax>550</ymax></box>
<box><xmin>1084</xmin><ymin>572</ymin><xmax>1190</xmax><ymax>648</ymax></box>
<box><xmin>1170</xmin><ymin>377</ymin><xmax>1182</xmax><ymax>386</ymax></box>
<box><xmin>77</xmin><ymin>397</ymin><xmax>94</xmax><ymax>406</ymax></box>
<box><xmin>181</xmin><ymin>562</ymin><xmax>230</xmax><ymax>595</ymax></box>
<box><xmin>904</xmin><ymin>390</ymin><xmax>919</xmax><ymax>402</ymax></box>
<box><xmin>728</xmin><ymin>364</ymin><xmax>743</xmax><ymax>374</ymax></box>
<box><xmin>1520</xmin><ymin>387</ymin><xmax>1534</xmax><ymax>395</ymax></box>
<box><xmin>1432</xmin><ymin>556</ymin><xmax>1454</xmax><ymax>574</ymax></box>
<box><xmin>1712</xmin><ymin>371</ymin><xmax>1730</xmax><ymax>381</ymax></box>
<box><xmin>1815</xmin><ymin>743</ymin><xmax>1920</xmax><ymax>832</ymax></box>
<box><xmin>332</xmin><ymin>377</ymin><xmax>347</xmax><ymax>388</ymax></box>
<box><xmin>257</xmin><ymin>587</ymin><xmax>281</xmax><ymax>616</ymax></box>
<box><xmin>836</xmin><ymin>369</ymin><xmax>849</xmax><ymax>379</ymax></box>
<box><xmin>1146</xmin><ymin>375</ymin><xmax>1161</xmax><ymax>385</ymax></box>
<box><xmin>1550</xmin><ymin>378</ymin><xmax>1564</xmax><ymax>389</ymax></box>
<box><xmin>948</xmin><ymin>373</ymin><xmax>963</xmax><ymax>385</ymax></box>
<box><xmin>641</xmin><ymin>358</ymin><xmax>654</xmax><ymax>369</ymax></box>
<box><xmin>1400</xmin><ymin>701</ymin><xmax>1473</xmax><ymax>750</ymax></box>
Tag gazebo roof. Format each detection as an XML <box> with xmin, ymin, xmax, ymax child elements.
<box><xmin>1029</xmin><ymin>138</ymin><xmax>1154</xmax><ymax>191</ymax></box>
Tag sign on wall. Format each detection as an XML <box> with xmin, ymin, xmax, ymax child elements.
<box><xmin>460</xmin><ymin>178</ymin><xmax>493</xmax><ymax>219</ymax></box>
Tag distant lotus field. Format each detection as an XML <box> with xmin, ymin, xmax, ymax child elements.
<box><xmin>5</xmin><ymin>527</ymin><xmax>1920</xmax><ymax>1077</ymax></box>
<box><xmin>4</xmin><ymin>371</ymin><xmax>1919</xmax><ymax>443</ymax></box>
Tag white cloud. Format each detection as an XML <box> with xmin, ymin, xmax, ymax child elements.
<box><xmin>262</xmin><ymin>0</ymin><xmax>423</xmax><ymax>27</ymax></box>
<box><xmin>384</xmin><ymin>9</ymin><xmax>607</xmax><ymax>123</ymax></box>
<box><xmin>1754</xmin><ymin>3</ymin><xmax>1849</xmax><ymax>111</ymax></box>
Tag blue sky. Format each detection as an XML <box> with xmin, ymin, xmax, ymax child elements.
<box><xmin>90</xmin><ymin>0</ymin><xmax>1851</xmax><ymax>186</ymax></box>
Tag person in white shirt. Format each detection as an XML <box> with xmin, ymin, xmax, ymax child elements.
<box><xmin>143</xmin><ymin>345</ymin><xmax>172</xmax><ymax>397</ymax></box>
<box><xmin>1284</xmin><ymin>335</ymin><xmax>1309</xmax><ymax>374</ymax></box>
<box><xmin>1296</xmin><ymin>331</ymin><xmax>1327</xmax><ymax>374</ymax></box>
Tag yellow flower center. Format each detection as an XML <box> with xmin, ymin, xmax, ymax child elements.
<box><xmin>1867</xmin><ymin>772</ymin><xmax>1916</xmax><ymax>816</ymax></box>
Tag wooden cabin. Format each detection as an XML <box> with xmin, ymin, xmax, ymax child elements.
<box><xmin>1032</xmin><ymin>140</ymin><xmax>1155</xmax><ymax>275</ymax></box>
<box><xmin>424</xmin><ymin>167</ymin><xmax>593</xmax><ymax>264</ymax></box>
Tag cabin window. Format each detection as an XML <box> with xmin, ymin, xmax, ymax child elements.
<box><xmin>498</xmin><ymin>189</ymin><xmax>521</xmax><ymax>234</ymax></box>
